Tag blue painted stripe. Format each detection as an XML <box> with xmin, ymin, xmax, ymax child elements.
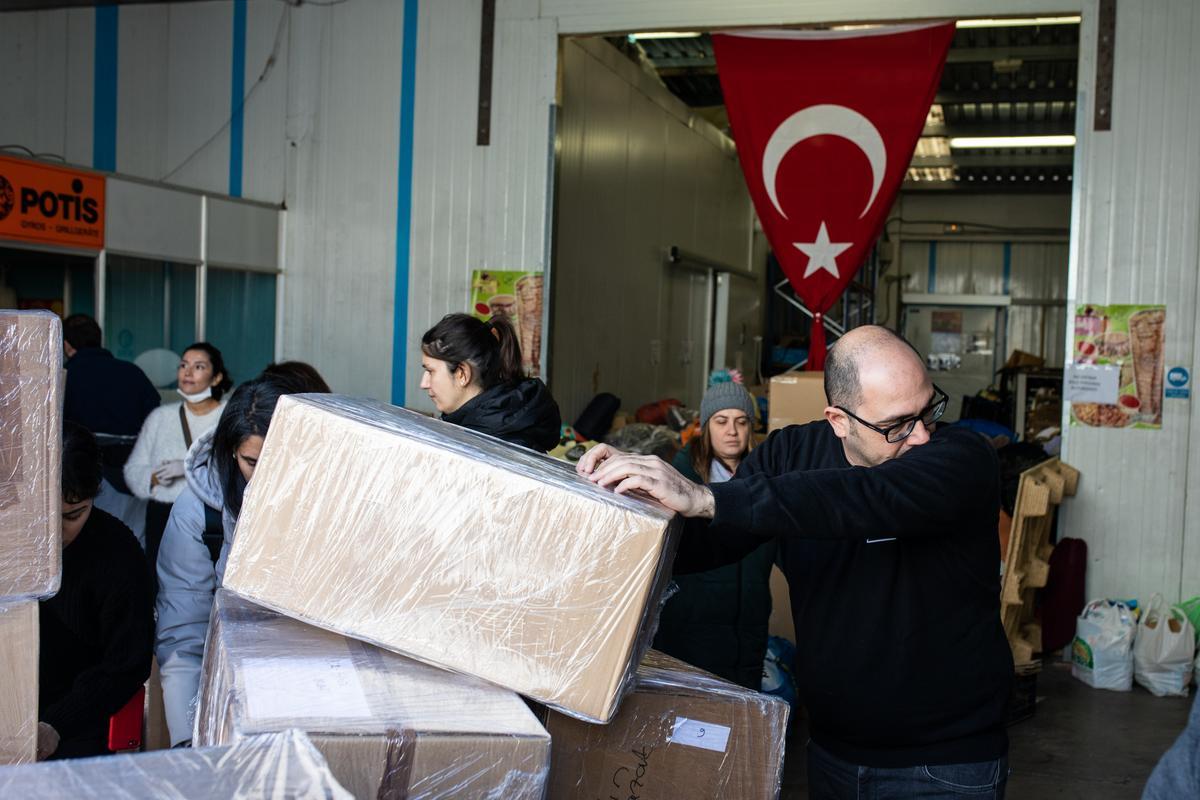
<box><xmin>927</xmin><ymin>242</ymin><xmax>937</xmax><ymax>293</ymax></box>
<box><xmin>92</xmin><ymin>5</ymin><xmax>119</xmax><ymax>172</ymax></box>
<box><xmin>1002</xmin><ymin>241</ymin><xmax>1012</xmax><ymax>295</ymax></box>
<box><xmin>229</xmin><ymin>0</ymin><xmax>247</xmax><ymax>198</ymax></box>
<box><xmin>391</xmin><ymin>0</ymin><xmax>419</xmax><ymax>406</ymax></box>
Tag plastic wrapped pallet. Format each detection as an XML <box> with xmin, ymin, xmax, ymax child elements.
<box><xmin>0</xmin><ymin>310</ymin><xmax>62</xmax><ymax>599</ymax></box>
<box><xmin>542</xmin><ymin>651</ymin><xmax>790</xmax><ymax>800</ymax></box>
<box><xmin>196</xmin><ymin>590</ymin><xmax>551</xmax><ymax>799</ymax></box>
<box><xmin>223</xmin><ymin>395</ymin><xmax>679</xmax><ymax>723</ymax></box>
<box><xmin>0</xmin><ymin>602</ymin><xmax>38</xmax><ymax>765</ymax></box>
<box><xmin>0</xmin><ymin>728</ymin><xmax>350</xmax><ymax>799</ymax></box>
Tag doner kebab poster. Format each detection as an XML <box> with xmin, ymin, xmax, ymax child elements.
<box><xmin>469</xmin><ymin>270</ymin><xmax>544</xmax><ymax>379</ymax></box>
<box><xmin>1070</xmin><ymin>304</ymin><xmax>1165</xmax><ymax>429</ymax></box>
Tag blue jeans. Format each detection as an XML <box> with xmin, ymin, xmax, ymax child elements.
<box><xmin>807</xmin><ymin>739</ymin><xmax>1008</xmax><ymax>799</ymax></box>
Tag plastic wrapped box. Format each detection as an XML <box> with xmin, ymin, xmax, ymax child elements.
<box><xmin>196</xmin><ymin>591</ymin><xmax>551</xmax><ymax>799</ymax></box>
<box><xmin>223</xmin><ymin>395</ymin><xmax>679</xmax><ymax>723</ymax></box>
<box><xmin>0</xmin><ymin>728</ymin><xmax>351</xmax><ymax>799</ymax></box>
<box><xmin>0</xmin><ymin>310</ymin><xmax>62</xmax><ymax>600</ymax></box>
<box><xmin>542</xmin><ymin>651</ymin><xmax>790</xmax><ymax>799</ymax></box>
<box><xmin>0</xmin><ymin>601</ymin><xmax>38</xmax><ymax>765</ymax></box>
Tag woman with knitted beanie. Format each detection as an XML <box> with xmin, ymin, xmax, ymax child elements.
<box><xmin>653</xmin><ymin>370</ymin><xmax>778</xmax><ymax>689</ymax></box>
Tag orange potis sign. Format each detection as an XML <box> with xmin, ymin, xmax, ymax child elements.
<box><xmin>0</xmin><ymin>155</ymin><xmax>105</xmax><ymax>249</ymax></box>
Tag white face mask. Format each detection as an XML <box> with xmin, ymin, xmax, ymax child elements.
<box><xmin>177</xmin><ymin>386</ymin><xmax>213</xmax><ymax>404</ymax></box>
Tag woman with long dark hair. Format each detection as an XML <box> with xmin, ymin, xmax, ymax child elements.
<box><xmin>124</xmin><ymin>343</ymin><xmax>232</xmax><ymax>590</ymax></box>
<box><xmin>154</xmin><ymin>367</ymin><xmax>329</xmax><ymax>747</ymax></box>
<box><xmin>652</xmin><ymin>372</ymin><xmax>777</xmax><ymax>690</ymax></box>
<box><xmin>419</xmin><ymin>313</ymin><xmax>560</xmax><ymax>452</ymax></box>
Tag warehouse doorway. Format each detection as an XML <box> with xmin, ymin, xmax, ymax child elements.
<box><xmin>550</xmin><ymin>18</ymin><xmax>1078</xmax><ymax>446</ymax></box>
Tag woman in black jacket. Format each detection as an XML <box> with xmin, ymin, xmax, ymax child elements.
<box><xmin>419</xmin><ymin>313</ymin><xmax>561</xmax><ymax>452</ymax></box>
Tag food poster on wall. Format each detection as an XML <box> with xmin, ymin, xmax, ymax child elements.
<box><xmin>470</xmin><ymin>270</ymin><xmax>544</xmax><ymax>379</ymax></box>
<box><xmin>1070</xmin><ymin>304</ymin><xmax>1166</xmax><ymax>429</ymax></box>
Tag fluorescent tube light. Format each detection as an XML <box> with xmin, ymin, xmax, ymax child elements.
<box><xmin>956</xmin><ymin>16</ymin><xmax>1081</xmax><ymax>28</ymax></box>
<box><xmin>950</xmin><ymin>135</ymin><xmax>1076</xmax><ymax>149</ymax></box>
<box><xmin>629</xmin><ymin>31</ymin><xmax>703</xmax><ymax>40</ymax></box>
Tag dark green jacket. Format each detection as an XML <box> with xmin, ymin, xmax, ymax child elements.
<box><xmin>652</xmin><ymin>445</ymin><xmax>777</xmax><ymax>690</ymax></box>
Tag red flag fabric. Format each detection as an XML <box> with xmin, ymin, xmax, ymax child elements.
<box><xmin>713</xmin><ymin>24</ymin><xmax>954</xmax><ymax>369</ymax></box>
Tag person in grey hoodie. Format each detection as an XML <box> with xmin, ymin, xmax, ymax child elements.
<box><xmin>155</xmin><ymin>375</ymin><xmax>324</xmax><ymax>746</ymax></box>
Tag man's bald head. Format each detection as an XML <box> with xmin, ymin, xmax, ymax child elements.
<box><xmin>824</xmin><ymin>326</ymin><xmax>926</xmax><ymax>411</ymax></box>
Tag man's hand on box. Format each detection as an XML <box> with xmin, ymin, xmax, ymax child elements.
<box><xmin>578</xmin><ymin>445</ymin><xmax>714</xmax><ymax>519</ymax></box>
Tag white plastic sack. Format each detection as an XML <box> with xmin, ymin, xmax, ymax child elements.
<box><xmin>1134</xmin><ymin>594</ymin><xmax>1195</xmax><ymax>697</ymax></box>
<box><xmin>1071</xmin><ymin>599</ymin><xmax>1136</xmax><ymax>691</ymax></box>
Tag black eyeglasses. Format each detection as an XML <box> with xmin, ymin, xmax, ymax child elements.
<box><xmin>837</xmin><ymin>385</ymin><xmax>949</xmax><ymax>444</ymax></box>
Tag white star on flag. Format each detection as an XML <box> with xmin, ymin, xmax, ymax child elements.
<box><xmin>794</xmin><ymin>221</ymin><xmax>852</xmax><ymax>279</ymax></box>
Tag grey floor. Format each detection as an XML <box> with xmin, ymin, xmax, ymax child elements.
<box><xmin>780</xmin><ymin>660</ymin><xmax>1193</xmax><ymax>799</ymax></box>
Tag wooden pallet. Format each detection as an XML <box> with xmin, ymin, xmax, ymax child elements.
<box><xmin>1001</xmin><ymin>458</ymin><xmax>1080</xmax><ymax>666</ymax></box>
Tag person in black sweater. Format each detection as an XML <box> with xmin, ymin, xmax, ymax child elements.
<box><xmin>419</xmin><ymin>313</ymin><xmax>561</xmax><ymax>452</ymax></box>
<box><xmin>38</xmin><ymin>422</ymin><xmax>154</xmax><ymax>760</ymax></box>
<box><xmin>579</xmin><ymin>325</ymin><xmax>1013</xmax><ymax>799</ymax></box>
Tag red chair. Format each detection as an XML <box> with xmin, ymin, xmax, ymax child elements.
<box><xmin>108</xmin><ymin>686</ymin><xmax>145</xmax><ymax>753</ymax></box>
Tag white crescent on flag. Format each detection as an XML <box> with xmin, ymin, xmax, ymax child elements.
<box><xmin>761</xmin><ymin>104</ymin><xmax>888</xmax><ymax>220</ymax></box>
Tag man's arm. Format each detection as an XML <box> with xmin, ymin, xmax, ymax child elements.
<box><xmin>708</xmin><ymin>426</ymin><xmax>997</xmax><ymax>541</ymax></box>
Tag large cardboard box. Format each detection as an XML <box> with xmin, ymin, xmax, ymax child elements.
<box><xmin>0</xmin><ymin>311</ymin><xmax>62</xmax><ymax>599</ymax></box>
<box><xmin>0</xmin><ymin>602</ymin><xmax>38</xmax><ymax>765</ymax></box>
<box><xmin>0</xmin><ymin>729</ymin><xmax>352</xmax><ymax>799</ymax></box>
<box><xmin>543</xmin><ymin>651</ymin><xmax>790</xmax><ymax>800</ymax></box>
<box><xmin>197</xmin><ymin>591</ymin><xmax>550</xmax><ymax>799</ymax></box>
<box><xmin>768</xmin><ymin>371</ymin><xmax>827</xmax><ymax>432</ymax></box>
<box><xmin>223</xmin><ymin>395</ymin><xmax>679</xmax><ymax>724</ymax></box>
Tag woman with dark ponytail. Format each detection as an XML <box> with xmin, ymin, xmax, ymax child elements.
<box><xmin>420</xmin><ymin>313</ymin><xmax>561</xmax><ymax>452</ymax></box>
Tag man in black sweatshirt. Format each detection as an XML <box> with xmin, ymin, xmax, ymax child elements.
<box><xmin>38</xmin><ymin>422</ymin><xmax>154</xmax><ymax>760</ymax></box>
<box><xmin>580</xmin><ymin>325</ymin><xmax>1012</xmax><ymax>799</ymax></box>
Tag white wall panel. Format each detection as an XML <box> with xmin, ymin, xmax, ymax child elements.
<box><xmin>1062</xmin><ymin>0</ymin><xmax>1200</xmax><ymax>603</ymax></box>
<box><xmin>105</xmin><ymin>178</ymin><xmax>202</xmax><ymax>263</ymax></box>
<box><xmin>242</xmin><ymin>0</ymin><xmax>288</xmax><ymax>202</ymax></box>
<box><xmin>279</xmin><ymin>0</ymin><xmax>405</xmax><ymax>401</ymax></box>
<box><xmin>406</xmin><ymin>0</ymin><xmax>556</xmax><ymax>410</ymax></box>
<box><xmin>116</xmin><ymin>5</ymin><xmax>170</xmax><ymax>180</ymax></box>
<box><xmin>541</xmin><ymin>0</ymin><xmax>1081</xmax><ymax>35</ymax></box>
<box><xmin>0</xmin><ymin>9</ymin><xmax>93</xmax><ymax>166</ymax></box>
<box><xmin>160</xmin><ymin>2</ymin><xmax>233</xmax><ymax>194</ymax></box>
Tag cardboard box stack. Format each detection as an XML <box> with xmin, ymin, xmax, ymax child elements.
<box><xmin>0</xmin><ymin>311</ymin><xmax>63</xmax><ymax>765</ymax></box>
<box><xmin>179</xmin><ymin>393</ymin><xmax>789</xmax><ymax>797</ymax></box>
<box><xmin>768</xmin><ymin>371</ymin><xmax>827</xmax><ymax>432</ymax></box>
<box><xmin>542</xmin><ymin>650</ymin><xmax>790</xmax><ymax>799</ymax></box>
<box><xmin>0</xmin><ymin>729</ymin><xmax>352</xmax><ymax>799</ymax></box>
<box><xmin>196</xmin><ymin>590</ymin><xmax>551</xmax><ymax>799</ymax></box>
<box><xmin>765</xmin><ymin>370</ymin><xmax>827</xmax><ymax>643</ymax></box>
<box><xmin>223</xmin><ymin>395</ymin><xmax>680</xmax><ymax>724</ymax></box>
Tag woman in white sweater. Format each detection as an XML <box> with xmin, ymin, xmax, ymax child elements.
<box><xmin>124</xmin><ymin>343</ymin><xmax>231</xmax><ymax>590</ymax></box>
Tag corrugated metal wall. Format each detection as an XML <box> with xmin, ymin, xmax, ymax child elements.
<box><xmin>404</xmin><ymin>0</ymin><xmax>556</xmax><ymax>411</ymax></box>
<box><xmin>1061</xmin><ymin>0</ymin><xmax>1200</xmax><ymax>604</ymax></box>
<box><xmin>0</xmin><ymin>1</ymin><xmax>410</xmax><ymax>401</ymax></box>
<box><xmin>552</xmin><ymin>37</ymin><xmax>754</xmax><ymax>420</ymax></box>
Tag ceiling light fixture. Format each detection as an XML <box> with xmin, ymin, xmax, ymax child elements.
<box><xmin>628</xmin><ymin>31</ymin><xmax>703</xmax><ymax>40</ymax></box>
<box><xmin>950</xmin><ymin>135</ymin><xmax>1076</xmax><ymax>148</ymax></box>
<box><xmin>956</xmin><ymin>16</ymin><xmax>1081</xmax><ymax>28</ymax></box>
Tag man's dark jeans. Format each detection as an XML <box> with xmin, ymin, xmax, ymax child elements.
<box><xmin>807</xmin><ymin>739</ymin><xmax>1008</xmax><ymax>799</ymax></box>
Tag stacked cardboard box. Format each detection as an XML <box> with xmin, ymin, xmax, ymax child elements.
<box><xmin>0</xmin><ymin>729</ymin><xmax>351</xmax><ymax>799</ymax></box>
<box><xmin>0</xmin><ymin>311</ymin><xmax>63</xmax><ymax>765</ymax></box>
<box><xmin>223</xmin><ymin>395</ymin><xmax>680</xmax><ymax>723</ymax></box>
<box><xmin>196</xmin><ymin>590</ymin><xmax>551</xmax><ymax>799</ymax></box>
<box><xmin>542</xmin><ymin>651</ymin><xmax>790</xmax><ymax>799</ymax></box>
<box><xmin>0</xmin><ymin>310</ymin><xmax>63</xmax><ymax>600</ymax></box>
<box><xmin>768</xmin><ymin>371</ymin><xmax>827</xmax><ymax>432</ymax></box>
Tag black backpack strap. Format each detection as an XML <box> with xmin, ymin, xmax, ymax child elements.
<box><xmin>202</xmin><ymin>504</ymin><xmax>224</xmax><ymax>565</ymax></box>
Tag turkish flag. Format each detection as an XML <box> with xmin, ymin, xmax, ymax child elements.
<box><xmin>713</xmin><ymin>24</ymin><xmax>954</xmax><ymax>369</ymax></box>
